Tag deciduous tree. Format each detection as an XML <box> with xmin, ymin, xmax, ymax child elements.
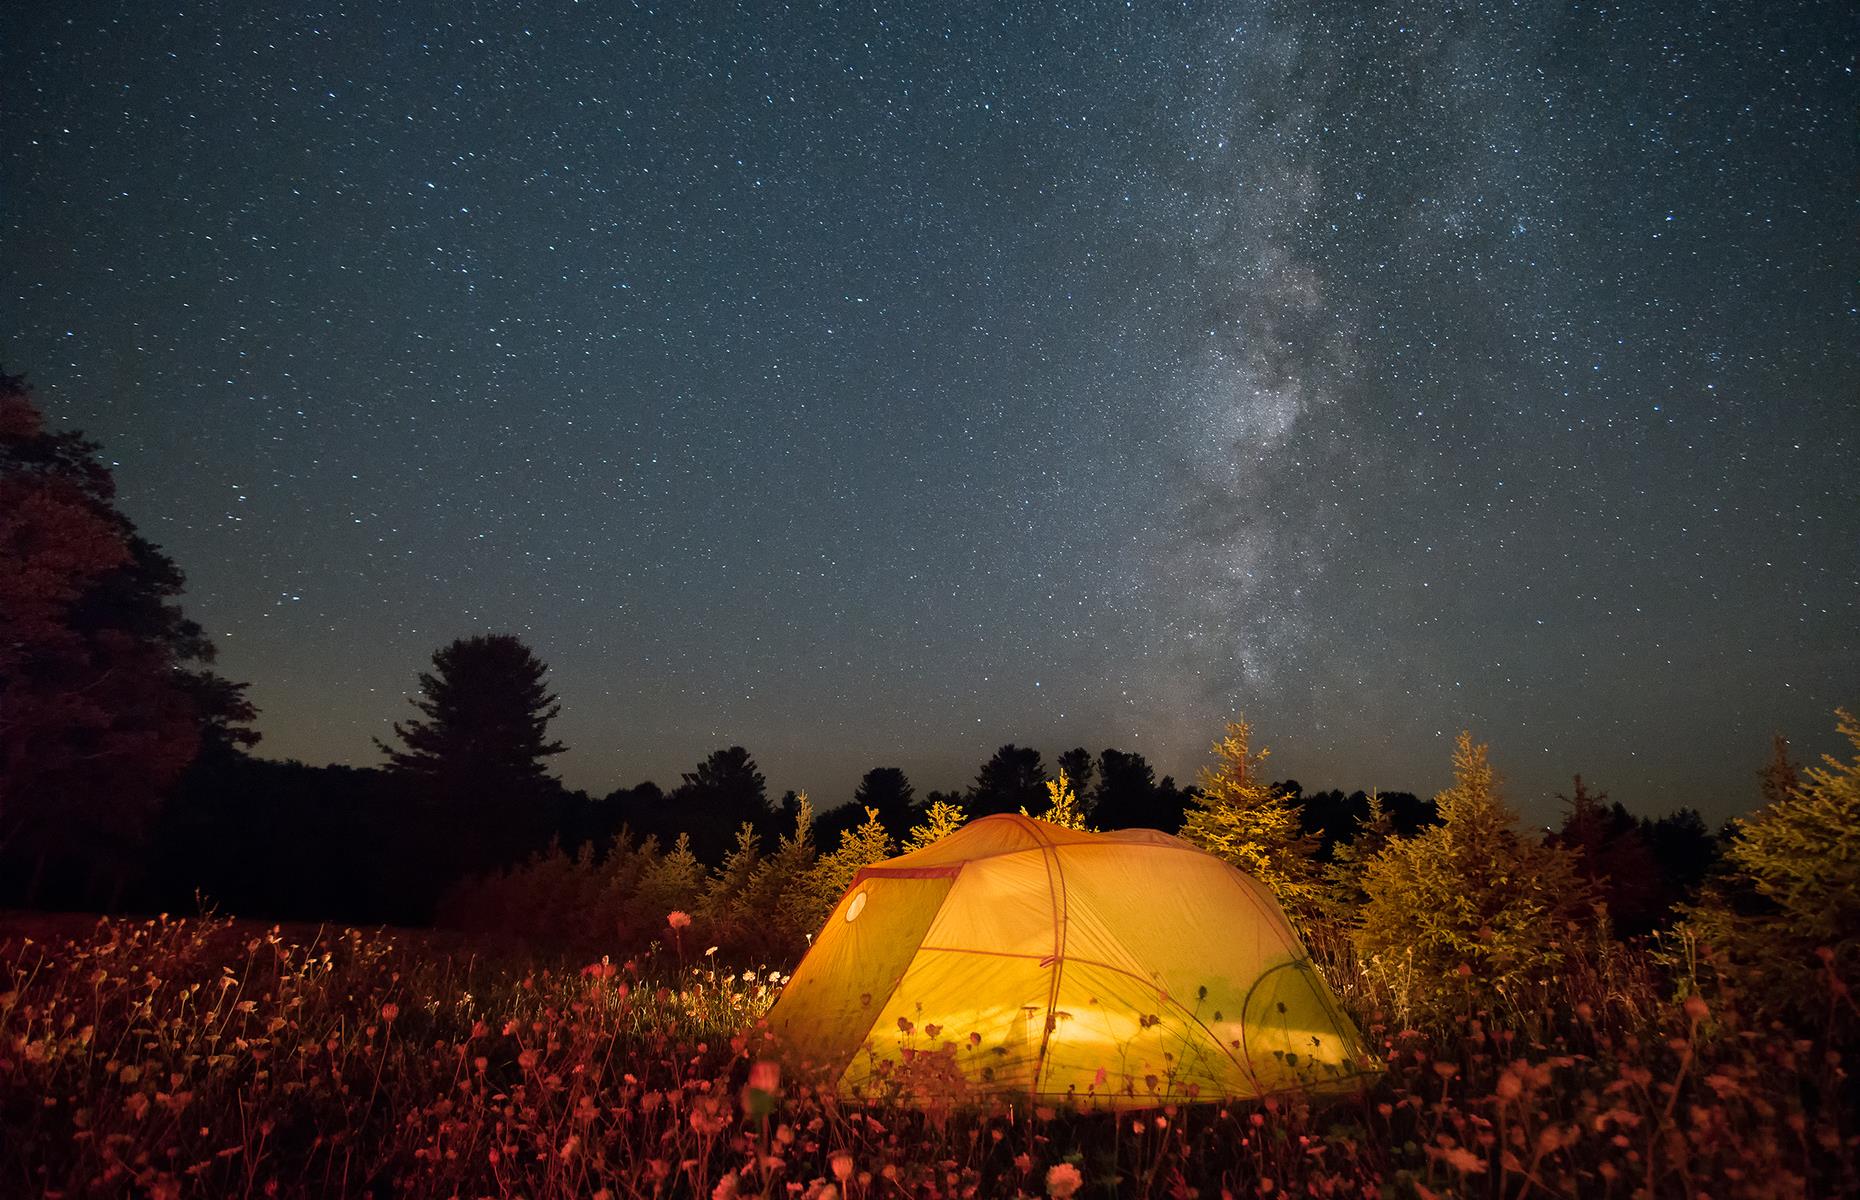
<box><xmin>0</xmin><ymin>370</ymin><xmax>254</xmax><ymax>904</ymax></box>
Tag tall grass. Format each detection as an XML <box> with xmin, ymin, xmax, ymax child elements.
<box><xmin>1</xmin><ymin>914</ymin><xmax>1852</xmax><ymax>1198</ymax></box>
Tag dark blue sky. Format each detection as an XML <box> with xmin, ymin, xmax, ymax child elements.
<box><xmin>4</xmin><ymin>2</ymin><xmax>1854</xmax><ymax>822</ymax></box>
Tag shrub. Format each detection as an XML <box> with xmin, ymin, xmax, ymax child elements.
<box><xmin>1686</xmin><ymin>708</ymin><xmax>1860</xmax><ymax>1036</ymax></box>
<box><xmin>902</xmin><ymin>797</ymin><xmax>967</xmax><ymax>851</ymax></box>
<box><xmin>1352</xmin><ymin>731</ymin><xmax>1594</xmax><ymax>1022</ymax></box>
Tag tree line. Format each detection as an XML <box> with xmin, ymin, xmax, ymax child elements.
<box><xmin>5</xmin><ymin>367</ymin><xmax>1854</xmax><ymax>1038</ymax></box>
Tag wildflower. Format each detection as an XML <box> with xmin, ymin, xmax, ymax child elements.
<box><xmin>380</xmin><ymin>1002</ymin><xmax>399</xmax><ymax>1022</ymax></box>
<box><xmin>1438</xmin><ymin>1144</ymin><xmax>1486</xmax><ymax>1173</ymax></box>
<box><xmin>707</xmin><ymin>946</ymin><xmax>720</xmax><ymax>957</ymax></box>
<box><xmin>713</xmin><ymin>1173</ymin><xmax>740</xmax><ymax>1200</ymax></box>
<box><xmin>668</xmin><ymin>911</ymin><xmax>693</xmax><ymax>930</ymax></box>
<box><xmin>830</xmin><ymin>1153</ymin><xmax>854</xmax><ymax>1182</ymax></box>
<box><xmin>1045</xmin><ymin>1162</ymin><xmax>1083</xmax><ymax>1198</ymax></box>
<box><xmin>1683</xmin><ymin>993</ymin><xmax>1710</xmax><ymax>1023</ymax></box>
<box><xmin>749</xmin><ymin>1060</ymin><xmax>781</xmax><ymax>1092</ymax></box>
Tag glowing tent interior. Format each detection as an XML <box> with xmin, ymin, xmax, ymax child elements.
<box><xmin>764</xmin><ymin>813</ymin><xmax>1378</xmax><ymax>1108</ymax></box>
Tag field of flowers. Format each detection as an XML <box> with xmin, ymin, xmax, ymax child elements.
<box><xmin>1</xmin><ymin>913</ymin><xmax>1852</xmax><ymax>1199</ymax></box>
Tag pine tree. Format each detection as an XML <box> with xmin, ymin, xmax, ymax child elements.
<box><xmin>1553</xmin><ymin>776</ymin><xmax>1663</xmax><ymax>935</ymax></box>
<box><xmin>698</xmin><ymin>823</ymin><xmax>764</xmax><ymax>952</ymax></box>
<box><xmin>1686</xmin><ymin>710</ymin><xmax>1860</xmax><ymax>1028</ymax></box>
<box><xmin>637</xmin><ymin>831</ymin><xmax>705</xmax><ymax>929</ymax></box>
<box><xmin>852</xmin><ymin>766</ymin><xmax>917</xmax><ymax>841</ymax></box>
<box><xmin>670</xmin><ymin>746</ymin><xmax>770</xmax><ymax>865</ymax></box>
<box><xmin>378</xmin><ymin>633</ymin><xmax>567</xmax><ymax>877</ymax></box>
<box><xmin>1055</xmin><ymin>748</ymin><xmax>1096</xmax><ymax>807</ymax></box>
<box><xmin>1758</xmin><ymin>732</ymin><xmax>1798</xmax><ymax>809</ymax></box>
<box><xmin>902</xmin><ymin>797</ymin><xmax>968</xmax><ymax>852</ymax></box>
<box><xmin>744</xmin><ymin>794</ymin><xmax>820</xmax><ymax>958</ymax></box>
<box><xmin>968</xmin><ymin>744</ymin><xmax>1048</xmax><ymax>817</ymax></box>
<box><xmin>1319</xmin><ymin>789</ymin><xmax>1397</xmax><ymax>921</ymax></box>
<box><xmin>1352</xmin><ymin>732</ymin><xmax>1592</xmax><ymax>1018</ymax></box>
<box><xmin>1179</xmin><ymin>718</ymin><xmax>1320</xmax><ymax>917</ymax></box>
<box><xmin>800</xmin><ymin>806</ymin><xmax>894</xmax><ymax>932</ymax></box>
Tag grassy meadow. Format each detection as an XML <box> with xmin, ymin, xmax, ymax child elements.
<box><xmin>1</xmin><ymin>912</ymin><xmax>1850</xmax><ymax>1199</ymax></box>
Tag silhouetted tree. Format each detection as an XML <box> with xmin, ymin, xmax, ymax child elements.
<box><xmin>603</xmin><ymin>780</ymin><xmax>668</xmax><ymax>847</ymax></box>
<box><xmin>851</xmin><ymin>766</ymin><xmax>918</xmax><ymax>833</ymax></box>
<box><xmin>149</xmin><ymin>756</ymin><xmax>406</xmax><ymax>923</ymax></box>
<box><xmin>1375</xmin><ymin>790</ymin><xmax>1439</xmax><ymax>837</ymax></box>
<box><xmin>921</xmin><ymin>788</ymin><xmax>964</xmax><ymax>815</ymax></box>
<box><xmin>378</xmin><ymin>634</ymin><xmax>567</xmax><ymax>881</ymax></box>
<box><xmin>668</xmin><ymin>746</ymin><xmax>769</xmax><ymax>865</ymax></box>
<box><xmin>1552</xmin><ymin>775</ymin><xmax>1664</xmax><ymax>936</ymax></box>
<box><xmin>770</xmin><ymin>789</ymin><xmax>806</xmax><ymax>837</ymax></box>
<box><xmin>1640</xmin><ymin>806</ymin><xmax>1719</xmax><ymax>909</ymax></box>
<box><xmin>1758</xmin><ymin>732</ymin><xmax>1798</xmax><ymax>809</ymax></box>
<box><xmin>1288</xmin><ymin>785</ymin><xmax>1375</xmax><ymax>860</ymax></box>
<box><xmin>967</xmin><ymin>744</ymin><xmax>1047</xmax><ymax>817</ymax></box>
<box><xmin>1090</xmin><ymin>748</ymin><xmax>1160</xmax><ymax>829</ymax></box>
<box><xmin>1056</xmin><ymin>747</ymin><xmax>1095</xmax><ymax>806</ymax></box>
<box><xmin>0</xmin><ymin>370</ymin><xmax>255</xmax><ymax>906</ymax></box>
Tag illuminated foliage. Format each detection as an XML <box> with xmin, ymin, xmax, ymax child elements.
<box><xmin>1179</xmin><ymin>718</ymin><xmax>1321</xmax><ymax>917</ymax></box>
<box><xmin>698</xmin><ymin>824</ymin><xmax>765</xmax><ymax>950</ymax></box>
<box><xmin>1686</xmin><ymin>709</ymin><xmax>1860</xmax><ymax>1027</ymax></box>
<box><xmin>799</xmin><ymin>805</ymin><xmax>894</xmax><ymax>928</ymax></box>
<box><xmin>1351</xmin><ymin>731</ymin><xmax>1591</xmax><ymax>1016</ymax></box>
<box><xmin>1021</xmin><ymin>767</ymin><xmax>1091</xmax><ymax>830</ymax></box>
<box><xmin>902</xmin><ymin>797</ymin><xmax>968</xmax><ymax>852</ymax></box>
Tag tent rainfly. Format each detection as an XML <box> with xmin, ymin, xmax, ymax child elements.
<box><xmin>764</xmin><ymin>813</ymin><xmax>1379</xmax><ymax>1108</ymax></box>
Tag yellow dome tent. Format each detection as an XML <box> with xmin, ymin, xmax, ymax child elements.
<box><xmin>764</xmin><ymin>813</ymin><xmax>1378</xmax><ymax>1108</ymax></box>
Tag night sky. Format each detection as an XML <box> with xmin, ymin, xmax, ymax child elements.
<box><xmin>4</xmin><ymin>2</ymin><xmax>1854</xmax><ymax>824</ymax></box>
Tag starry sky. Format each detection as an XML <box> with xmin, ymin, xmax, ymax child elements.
<box><xmin>4</xmin><ymin>2</ymin><xmax>1854</xmax><ymax>824</ymax></box>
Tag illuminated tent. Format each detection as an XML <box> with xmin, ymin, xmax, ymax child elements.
<box><xmin>764</xmin><ymin>814</ymin><xmax>1377</xmax><ymax>1108</ymax></box>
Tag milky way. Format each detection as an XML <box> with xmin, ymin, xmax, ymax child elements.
<box><xmin>3</xmin><ymin>2</ymin><xmax>1853</xmax><ymax>820</ymax></box>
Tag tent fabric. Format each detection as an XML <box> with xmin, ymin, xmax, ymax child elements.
<box><xmin>764</xmin><ymin>813</ymin><xmax>1379</xmax><ymax>1108</ymax></box>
